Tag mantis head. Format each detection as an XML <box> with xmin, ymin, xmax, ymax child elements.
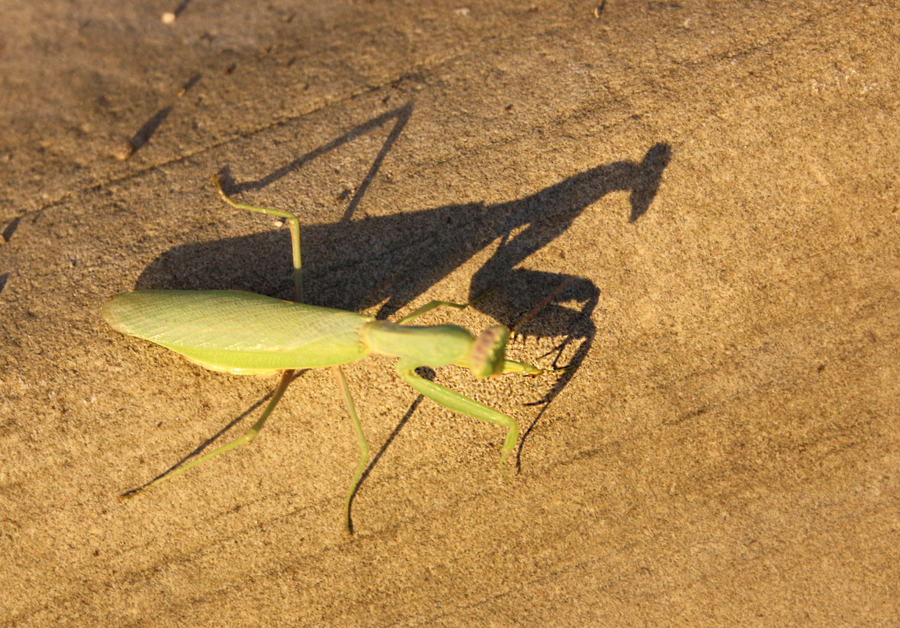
<box><xmin>468</xmin><ymin>324</ymin><xmax>510</xmax><ymax>378</ymax></box>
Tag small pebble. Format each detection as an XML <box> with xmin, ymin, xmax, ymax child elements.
<box><xmin>113</xmin><ymin>140</ymin><xmax>136</xmax><ymax>161</ymax></box>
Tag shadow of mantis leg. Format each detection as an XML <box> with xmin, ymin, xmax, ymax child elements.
<box><xmin>332</xmin><ymin>365</ymin><xmax>369</xmax><ymax>535</ymax></box>
<box><xmin>396</xmin><ymin>358</ymin><xmax>517</xmax><ymax>481</ymax></box>
<box><xmin>122</xmin><ymin>369</ymin><xmax>295</xmax><ymax>498</ymax></box>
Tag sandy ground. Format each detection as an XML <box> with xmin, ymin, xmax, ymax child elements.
<box><xmin>1</xmin><ymin>1</ymin><xmax>898</xmax><ymax>626</ymax></box>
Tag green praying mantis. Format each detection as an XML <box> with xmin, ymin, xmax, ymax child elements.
<box><xmin>103</xmin><ymin>177</ymin><xmax>562</xmax><ymax>533</ymax></box>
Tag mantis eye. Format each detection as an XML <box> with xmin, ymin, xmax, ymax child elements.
<box><xmin>468</xmin><ymin>324</ymin><xmax>510</xmax><ymax>378</ymax></box>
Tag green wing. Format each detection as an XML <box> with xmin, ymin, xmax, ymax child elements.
<box><xmin>103</xmin><ymin>290</ymin><xmax>373</xmax><ymax>373</ymax></box>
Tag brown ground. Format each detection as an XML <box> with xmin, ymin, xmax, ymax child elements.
<box><xmin>1</xmin><ymin>1</ymin><xmax>898</xmax><ymax>626</ymax></box>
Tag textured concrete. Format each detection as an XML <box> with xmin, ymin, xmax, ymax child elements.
<box><xmin>1</xmin><ymin>1</ymin><xmax>898</xmax><ymax>626</ymax></box>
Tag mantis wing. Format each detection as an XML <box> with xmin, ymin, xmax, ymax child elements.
<box><xmin>103</xmin><ymin>290</ymin><xmax>373</xmax><ymax>373</ymax></box>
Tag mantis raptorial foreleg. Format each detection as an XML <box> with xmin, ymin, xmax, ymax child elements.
<box><xmin>396</xmin><ymin>358</ymin><xmax>518</xmax><ymax>481</ymax></box>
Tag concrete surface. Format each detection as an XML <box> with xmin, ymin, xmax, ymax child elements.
<box><xmin>1</xmin><ymin>1</ymin><xmax>898</xmax><ymax>626</ymax></box>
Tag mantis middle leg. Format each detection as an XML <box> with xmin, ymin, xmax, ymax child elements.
<box><xmin>216</xmin><ymin>177</ymin><xmax>371</xmax><ymax>534</ymax></box>
<box><xmin>333</xmin><ymin>366</ymin><xmax>369</xmax><ymax>535</ymax></box>
<box><xmin>397</xmin><ymin>288</ymin><xmax>496</xmax><ymax>324</ymax></box>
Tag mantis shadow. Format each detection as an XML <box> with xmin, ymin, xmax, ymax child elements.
<box><xmin>133</xmin><ymin>107</ymin><xmax>670</xmax><ymax>520</ymax></box>
<box><xmin>128</xmin><ymin>107</ymin><xmax>172</xmax><ymax>155</ymax></box>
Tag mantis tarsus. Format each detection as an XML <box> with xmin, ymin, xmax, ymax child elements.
<box><xmin>104</xmin><ymin>177</ymin><xmax>562</xmax><ymax>533</ymax></box>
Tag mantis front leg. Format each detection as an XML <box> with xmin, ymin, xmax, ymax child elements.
<box><xmin>396</xmin><ymin>358</ymin><xmax>518</xmax><ymax>481</ymax></box>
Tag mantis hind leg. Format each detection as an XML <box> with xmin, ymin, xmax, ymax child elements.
<box><xmin>121</xmin><ymin>369</ymin><xmax>295</xmax><ymax>499</ymax></box>
<box><xmin>396</xmin><ymin>359</ymin><xmax>518</xmax><ymax>480</ymax></box>
<box><xmin>123</xmin><ymin>182</ymin><xmax>307</xmax><ymax>501</ymax></box>
<box><xmin>213</xmin><ymin>176</ymin><xmax>304</xmax><ymax>303</ymax></box>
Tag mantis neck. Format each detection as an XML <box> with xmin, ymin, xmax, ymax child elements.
<box><xmin>359</xmin><ymin>320</ymin><xmax>474</xmax><ymax>368</ymax></box>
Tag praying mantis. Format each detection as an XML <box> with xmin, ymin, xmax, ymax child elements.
<box><xmin>104</xmin><ymin>177</ymin><xmax>562</xmax><ymax>533</ymax></box>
